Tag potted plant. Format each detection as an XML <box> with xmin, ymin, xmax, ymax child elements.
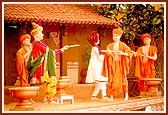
<box><xmin>80</xmin><ymin>46</ymin><xmax>91</xmax><ymax>84</ymax></box>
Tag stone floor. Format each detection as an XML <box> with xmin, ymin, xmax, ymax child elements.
<box><xmin>3</xmin><ymin>96</ymin><xmax>165</xmax><ymax>113</ymax></box>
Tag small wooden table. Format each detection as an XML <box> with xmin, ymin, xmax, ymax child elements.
<box><xmin>56</xmin><ymin>95</ymin><xmax>74</xmax><ymax>104</ymax></box>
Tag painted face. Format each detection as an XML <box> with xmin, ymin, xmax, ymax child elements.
<box><xmin>38</xmin><ymin>31</ymin><xmax>44</xmax><ymax>40</ymax></box>
<box><xmin>143</xmin><ymin>37</ymin><xmax>151</xmax><ymax>45</ymax></box>
<box><xmin>96</xmin><ymin>39</ymin><xmax>100</xmax><ymax>45</ymax></box>
<box><xmin>23</xmin><ymin>38</ymin><xmax>31</xmax><ymax>46</ymax></box>
<box><xmin>32</xmin><ymin>22</ymin><xmax>38</xmax><ymax>29</ymax></box>
<box><xmin>113</xmin><ymin>34</ymin><xmax>121</xmax><ymax>42</ymax></box>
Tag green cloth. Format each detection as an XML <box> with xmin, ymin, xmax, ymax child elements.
<box><xmin>48</xmin><ymin>49</ymin><xmax>56</xmax><ymax>76</ymax></box>
<box><xmin>26</xmin><ymin>48</ymin><xmax>56</xmax><ymax>84</ymax></box>
<box><xmin>26</xmin><ymin>53</ymin><xmax>44</xmax><ymax>83</ymax></box>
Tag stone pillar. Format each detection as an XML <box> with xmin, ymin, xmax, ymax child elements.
<box><xmin>56</xmin><ymin>62</ymin><xmax>60</xmax><ymax>78</ymax></box>
<box><xmin>67</xmin><ymin>62</ymin><xmax>79</xmax><ymax>84</ymax></box>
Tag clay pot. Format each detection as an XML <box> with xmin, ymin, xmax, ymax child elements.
<box><xmin>56</xmin><ymin>76</ymin><xmax>70</xmax><ymax>95</ymax></box>
<box><xmin>9</xmin><ymin>86</ymin><xmax>39</xmax><ymax>108</ymax></box>
<box><xmin>80</xmin><ymin>69</ymin><xmax>87</xmax><ymax>84</ymax></box>
<box><xmin>143</xmin><ymin>78</ymin><xmax>162</xmax><ymax>92</ymax></box>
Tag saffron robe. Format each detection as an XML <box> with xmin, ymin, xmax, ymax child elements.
<box><xmin>102</xmin><ymin>42</ymin><xmax>132</xmax><ymax>96</ymax></box>
<box><xmin>16</xmin><ymin>48</ymin><xmax>29</xmax><ymax>87</ymax></box>
<box><xmin>134</xmin><ymin>46</ymin><xmax>157</xmax><ymax>92</ymax></box>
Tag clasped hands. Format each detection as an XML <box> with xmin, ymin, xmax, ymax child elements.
<box><xmin>106</xmin><ymin>50</ymin><xmax>128</xmax><ymax>56</ymax></box>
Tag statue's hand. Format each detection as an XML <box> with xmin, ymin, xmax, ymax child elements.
<box><xmin>62</xmin><ymin>45</ymin><xmax>69</xmax><ymax>50</ymax></box>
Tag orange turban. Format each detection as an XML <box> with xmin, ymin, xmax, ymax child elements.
<box><xmin>30</xmin><ymin>22</ymin><xmax>43</xmax><ymax>36</ymax></box>
<box><xmin>112</xmin><ymin>28</ymin><xmax>123</xmax><ymax>36</ymax></box>
<box><xmin>20</xmin><ymin>34</ymin><xmax>31</xmax><ymax>43</ymax></box>
<box><xmin>141</xmin><ymin>33</ymin><xmax>151</xmax><ymax>41</ymax></box>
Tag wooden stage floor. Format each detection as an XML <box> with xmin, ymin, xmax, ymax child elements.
<box><xmin>3</xmin><ymin>85</ymin><xmax>165</xmax><ymax>112</ymax></box>
<box><xmin>3</xmin><ymin>96</ymin><xmax>164</xmax><ymax>112</ymax></box>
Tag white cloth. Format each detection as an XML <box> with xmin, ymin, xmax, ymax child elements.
<box><xmin>85</xmin><ymin>46</ymin><xmax>108</xmax><ymax>83</ymax></box>
<box><xmin>91</xmin><ymin>81</ymin><xmax>107</xmax><ymax>97</ymax></box>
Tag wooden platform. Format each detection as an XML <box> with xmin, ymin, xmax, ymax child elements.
<box><xmin>4</xmin><ymin>84</ymin><xmax>96</xmax><ymax>103</ymax></box>
<box><xmin>3</xmin><ymin>96</ymin><xmax>165</xmax><ymax>112</ymax></box>
<box><xmin>3</xmin><ymin>84</ymin><xmax>165</xmax><ymax>112</ymax></box>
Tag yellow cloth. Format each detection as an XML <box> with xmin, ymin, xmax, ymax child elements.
<box><xmin>42</xmin><ymin>47</ymin><xmax>57</xmax><ymax>99</ymax></box>
<box><xmin>43</xmin><ymin>72</ymin><xmax>57</xmax><ymax>98</ymax></box>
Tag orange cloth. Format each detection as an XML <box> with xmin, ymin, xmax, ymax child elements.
<box><xmin>102</xmin><ymin>42</ymin><xmax>132</xmax><ymax>96</ymax></box>
<box><xmin>16</xmin><ymin>48</ymin><xmax>30</xmax><ymax>87</ymax></box>
<box><xmin>134</xmin><ymin>46</ymin><xmax>157</xmax><ymax>92</ymax></box>
<box><xmin>112</xmin><ymin>28</ymin><xmax>123</xmax><ymax>36</ymax></box>
<box><xmin>141</xmin><ymin>33</ymin><xmax>151</xmax><ymax>41</ymax></box>
<box><xmin>20</xmin><ymin>34</ymin><xmax>31</xmax><ymax>43</ymax></box>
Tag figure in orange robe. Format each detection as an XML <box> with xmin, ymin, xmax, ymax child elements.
<box><xmin>16</xmin><ymin>34</ymin><xmax>32</xmax><ymax>87</ymax></box>
<box><xmin>102</xmin><ymin>28</ymin><xmax>132</xmax><ymax>101</ymax></box>
<box><xmin>134</xmin><ymin>33</ymin><xmax>157</xmax><ymax>92</ymax></box>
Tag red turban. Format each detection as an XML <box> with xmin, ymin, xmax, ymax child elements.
<box><xmin>20</xmin><ymin>34</ymin><xmax>31</xmax><ymax>43</ymax></box>
<box><xmin>112</xmin><ymin>28</ymin><xmax>123</xmax><ymax>36</ymax></box>
<box><xmin>141</xmin><ymin>33</ymin><xmax>151</xmax><ymax>41</ymax></box>
<box><xmin>87</xmin><ymin>31</ymin><xmax>99</xmax><ymax>46</ymax></box>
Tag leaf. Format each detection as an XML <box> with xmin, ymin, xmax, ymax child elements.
<box><xmin>91</xmin><ymin>4</ymin><xmax>164</xmax><ymax>41</ymax></box>
<box><xmin>130</xmin><ymin>35</ymin><xmax>135</xmax><ymax>41</ymax></box>
<box><xmin>152</xmin><ymin>18</ymin><xmax>161</xmax><ymax>25</ymax></box>
<box><xmin>112</xmin><ymin>9</ymin><xmax>118</xmax><ymax>15</ymax></box>
<box><xmin>130</xmin><ymin>20</ymin><xmax>134</xmax><ymax>26</ymax></box>
<box><xmin>158</xmin><ymin>8</ymin><xmax>164</xmax><ymax>13</ymax></box>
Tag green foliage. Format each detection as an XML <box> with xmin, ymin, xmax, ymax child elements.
<box><xmin>82</xmin><ymin>46</ymin><xmax>91</xmax><ymax>69</ymax></box>
<box><xmin>92</xmin><ymin>4</ymin><xmax>118</xmax><ymax>20</ymax></box>
<box><xmin>91</xmin><ymin>4</ymin><xmax>164</xmax><ymax>41</ymax></box>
